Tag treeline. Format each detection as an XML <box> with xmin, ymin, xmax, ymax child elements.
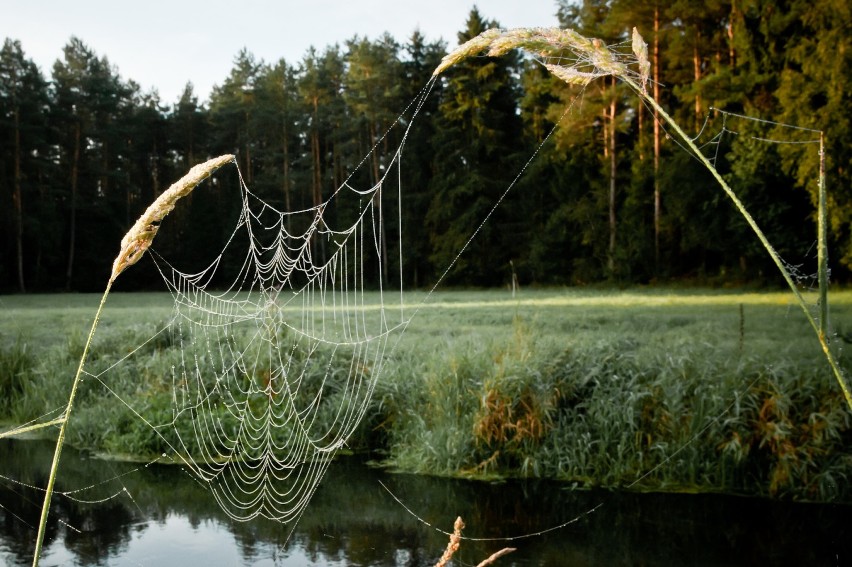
<box><xmin>1</xmin><ymin>1</ymin><xmax>850</xmax><ymax>292</ymax></box>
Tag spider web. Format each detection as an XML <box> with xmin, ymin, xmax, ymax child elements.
<box><xmin>686</xmin><ymin>107</ymin><xmax>826</xmax><ymax>291</ymax></box>
<box><xmin>105</xmin><ymin>81</ymin><xmax>438</xmax><ymax>527</ymax></box>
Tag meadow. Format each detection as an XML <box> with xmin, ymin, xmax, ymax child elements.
<box><xmin>1</xmin><ymin>288</ymin><xmax>851</xmax><ymax>502</ymax></box>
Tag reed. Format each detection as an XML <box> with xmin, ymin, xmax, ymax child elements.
<box><xmin>377</xmin><ymin>304</ymin><xmax>852</xmax><ymax>500</ymax></box>
<box><xmin>435</xmin><ymin>516</ymin><xmax>464</xmax><ymax>567</ymax></box>
<box><xmin>2</xmin><ymin>155</ymin><xmax>236</xmax><ymax>567</ymax></box>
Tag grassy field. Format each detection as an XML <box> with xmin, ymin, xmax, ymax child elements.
<box><xmin>2</xmin><ymin>288</ymin><xmax>851</xmax><ymax>501</ymax></box>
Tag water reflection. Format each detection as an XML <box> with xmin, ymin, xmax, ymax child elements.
<box><xmin>1</xmin><ymin>439</ymin><xmax>849</xmax><ymax>566</ymax></box>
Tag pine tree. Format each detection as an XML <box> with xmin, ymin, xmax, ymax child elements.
<box><xmin>426</xmin><ymin>7</ymin><xmax>523</xmax><ymax>285</ymax></box>
<box><xmin>399</xmin><ymin>30</ymin><xmax>445</xmax><ymax>287</ymax></box>
<box><xmin>297</xmin><ymin>46</ymin><xmax>346</xmax><ymax>264</ymax></box>
<box><xmin>0</xmin><ymin>39</ymin><xmax>50</xmax><ymax>292</ymax></box>
<box><xmin>253</xmin><ymin>59</ymin><xmax>301</xmax><ymax>211</ymax></box>
<box><xmin>773</xmin><ymin>0</ymin><xmax>852</xmax><ymax>268</ymax></box>
<box><xmin>210</xmin><ymin>49</ymin><xmax>260</xmax><ymax>184</ymax></box>
<box><xmin>52</xmin><ymin>37</ymin><xmax>131</xmax><ymax>289</ymax></box>
<box><xmin>171</xmin><ymin>82</ymin><xmax>208</xmax><ymax>171</ymax></box>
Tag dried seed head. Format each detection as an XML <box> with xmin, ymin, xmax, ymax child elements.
<box><xmin>433</xmin><ymin>26</ymin><xmax>631</xmax><ymax>84</ymax></box>
<box><xmin>433</xmin><ymin>28</ymin><xmax>502</xmax><ymax>75</ymax></box>
<box><xmin>110</xmin><ymin>154</ymin><xmax>235</xmax><ymax>282</ymax></box>
<box><xmin>632</xmin><ymin>27</ymin><xmax>650</xmax><ymax>93</ymax></box>
<box><xmin>544</xmin><ymin>64</ymin><xmax>602</xmax><ymax>86</ymax></box>
<box><xmin>435</xmin><ymin>516</ymin><xmax>465</xmax><ymax>567</ymax></box>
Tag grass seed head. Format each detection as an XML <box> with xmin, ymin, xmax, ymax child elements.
<box><xmin>110</xmin><ymin>155</ymin><xmax>235</xmax><ymax>282</ymax></box>
<box><xmin>434</xmin><ymin>26</ymin><xmax>635</xmax><ymax>88</ymax></box>
<box><xmin>632</xmin><ymin>27</ymin><xmax>650</xmax><ymax>92</ymax></box>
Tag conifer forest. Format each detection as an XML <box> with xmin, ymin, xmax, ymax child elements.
<box><xmin>1</xmin><ymin>1</ymin><xmax>850</xmax><ymax>292</ymax></box>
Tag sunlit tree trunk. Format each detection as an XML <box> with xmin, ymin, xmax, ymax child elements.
<box><xmin>608</xmin><ymin>77</ymin><xmax>617</xmax><ymax>274</ymax></box>
<box><xmin>693</xmin><ymin>34</ymin><xmax>702</xmax><ymax>123</ymax></box>
<box><xmin>728</xmin><ymin>0</ymin><xmax>738</xmax><ymax>68</ymax></box>
<box><xmin>653</xmin><ymin>5</ymin><xmax>662</xmax><ymax>268</ymax></box>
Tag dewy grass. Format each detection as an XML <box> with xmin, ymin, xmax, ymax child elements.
<box><xmin>0</xmin><ymin>155</ymin><xmax>236</xmax><ymax>567</ymax></box>
<box><xmin>1</xmin><ymin>289</ymin><xmax>850</xmax><ymax>497</ymax></box>
<box><xmin>378</xmin><ymin>310</ymin><xmax>851</xmax><ymax>499</ymax></box>
<box><xmin>0</xmin><ymin>337</ymin><xmax>33</xmax><ymax>415</ymax></box>
<box><xmin>434</xmin><ymin>26</ymin><xmax>851</xmax><ymax>411</ymax></box>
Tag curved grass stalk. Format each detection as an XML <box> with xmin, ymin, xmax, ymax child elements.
<box><xmin>620</xmin><ymin>74</ymin><xmax>851</xmax><ymax>410</ymax></box>
<box><xmin>29</xmin><ymin>155</ymin><xmax>234</xmax><ymax>567</ymax></box>
<box><xmin>0</xmin><ymin>417</ymin><xmax>65</xmax><ymax>440</ymax></box>
<box><xmin>30</xmin><ymin>282</ymin><xmax>111</xmax><ymax>565</ymax></box>
<box><xmin>435</xmin><ymin>27</ymin><xmax>852</xmax><ymax>411</ymax></box>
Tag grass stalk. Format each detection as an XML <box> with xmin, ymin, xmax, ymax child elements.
<box><xmin>435</xmin><ymin>516</ymin><xmax>464</xmax><ymax>567</ymax></box>
<box><xmin>0</xmin><ymin>417</ymin><xmax>66</xmax><ymax>440</ymax></box>
<box><xmin>30</xmin><ymin>281</ymin><xmax>111</xmax><ymax>566</ymax></box>
<box><xmin>28</xmin><ymin>155</ymin><xmax>234</xmax><ymax>567</ymax></box>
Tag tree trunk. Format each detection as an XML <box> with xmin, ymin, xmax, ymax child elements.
<box><xmin>66</xmin><ymin>122</ymin><xmax>81</xmax><ymax>290</ymax></box>
<box><xmin>243</xmin><ymin>110</ymin><xmax>252</xmax><ymax>185</ymax></box>
<box><xmin>101</xmin><ymin>138</ymin><xmax>109</xmax><ymax>198</ymax></box>
<box><xmin>608</xmin><ymin>78</ymin><xmax>617</xmax><ymax>274</ymax></box>
<box><xmin>13</xmin><ymin>108</ymin><xmax>25</xmax><ymax>293</ymax></box>
<box><xmin>368</xmin><ymin>120</ymin><xmax>390</xmax><ymax>284</ymax></box>
<box><xmin>311</xmin><ymin>97</ymin><xmax>321</xmax><ymax>209</ymax></box>
<box><xmin>187</xmin><ymin>114</ymin><xmax>195</xmax><ymax>166</ymax></box>
<box><xmin>282</xmin><ymin>122</ymin><xmax>291</xmax><ymax>213</ymax></box>
<box><xmin>653</xmin><ymin>6</ymin><xmax>662</xmax><ymax>269</ymax></box>
<box><xmin>728</xmin><ymin>0</ymin><xmax>738</xmax><ymax>68</ymax></box>
<box><xmin>309</xmin><ymin>96</ymin><xmax>325</xmax><ymax>263</ymax></box>
<box><xmin>693</xmin><ymin>34</ymin><xmax>702</xmax><ymax>125</ymax></box>
<box><xmin>637</xmin><ymin>96</ymin><xmax>644</xmax><ymax>162</ymax></box>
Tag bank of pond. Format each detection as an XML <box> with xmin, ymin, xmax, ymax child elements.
<box><xmin>1</xmin><ymin>290</ymin><xmax>851</xmax><ymax>504</ymax></box>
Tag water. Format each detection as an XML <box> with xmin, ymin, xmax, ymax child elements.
<box><xmin>1</xmin><ymin>439</ymin><xmax>849</xmax><ymax>566</ymax></box>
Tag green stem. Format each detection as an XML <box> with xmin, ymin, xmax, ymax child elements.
<box><xmin>0</xmin><ymin>418</ymin><xmax>65</xmax><ymax>440</ymax></box>
<box><xmin>31</xmin><ymin>280</ymin><xmax>113</xmax><ymax>567</ymax></box>
<box><xmin>623</xmin><ymin>75</ymin><xmax>852</xmax><ymax>411</ymax></box>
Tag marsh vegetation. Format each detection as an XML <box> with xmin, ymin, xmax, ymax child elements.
<box><xmin>3</xmin><ymin>288</ymin><xmax>850</xmax><ymax>502</ymax></box>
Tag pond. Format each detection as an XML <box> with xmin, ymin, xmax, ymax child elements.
<box><xmin>1</xmin><ymin>439</ymin><xmax>849</xmax><ymax>566</ymax></box>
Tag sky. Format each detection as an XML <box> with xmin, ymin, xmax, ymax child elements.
<box><xmin>2</xmin><ymin>0</ymin><xmax>562</xmax><ymax>104</ymax></box>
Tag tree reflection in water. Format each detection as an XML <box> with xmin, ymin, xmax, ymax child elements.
<box><xmin>1</xmin><ymin>439</ymin><xmax>850</xmax><ymax>566</ymax></box>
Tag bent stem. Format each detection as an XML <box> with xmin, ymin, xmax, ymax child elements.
<box><xmin>436</xmin><ymin>26</ymin><xmax>850</xmax><ymax>409</ymax></box>
<box><xmin>0</xmin><ymin>418</ymin><xmax>65</xmax><ymax>440</ymax></box>
<box><xmin>31</xmin><ymin>280</ymin><xmax>112</xmax><ymax>566</ymax></box>
<box><xmin>622</xmin><ymin>74</ymin><xmax>852</xmax><ymax>410</ymax></box>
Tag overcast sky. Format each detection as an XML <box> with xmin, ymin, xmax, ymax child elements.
<box><xmin>2</xmin><ymin>0</ymin><xmax>562</xmax><ymax>104</ymax></box>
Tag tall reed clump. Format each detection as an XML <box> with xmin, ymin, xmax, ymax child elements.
<box><xmin>379</xmin><ymin>339</ymin><xmax>482</xmax><ymax>475</ymax></box>
<box><xmin>0</xmin><ymin>155</ymin><xmax>235</xmax><ymax>567</ymax></box>
<box><xmin>433</xmin><ymin>27</ymin><xmax>852</xmax><ymax>413</ymax></box>
<box><xmin>376</xmin><ymin>315</ymin><xmax>557</xmax><ymax>478</ymax></box>
<box><xmin>716</xmin><ymin>365</ymin><xmax>852</xmax><ymax>501</ymax></box>
<box><xmin>377</xmin><ymin>313</ymin><xmax>852</xmax><ymax>500</ymax></box>
<box><xmin>0</xmin><ymin>338</ymin><xmax>34</xmax><ymax>416</ymax></box>
<box><xmin>468</xmin><ymin>317</ymin><xmax>560</xmax><ymax>477</ymax></box>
